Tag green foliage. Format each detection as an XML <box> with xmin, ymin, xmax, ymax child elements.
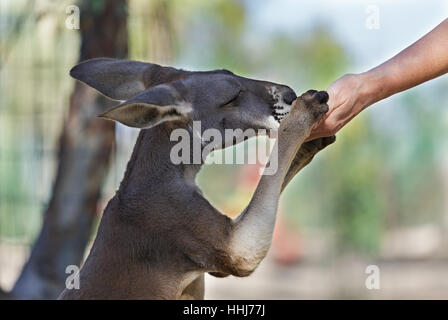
<box><xmin>0</xmin><ymin>0</ymin><xmax>446</xmax><ymax>256</ymax></box>
<box><xmin>260</xmin><ymin>25</ymin><xmax>349</xmax><ymax>89</ymax></box>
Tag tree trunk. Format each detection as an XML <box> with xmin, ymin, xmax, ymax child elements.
<box><xmin>11</xmin><ymin>0</ymin><xmax>128</xmax><ymax>299</ymax></box>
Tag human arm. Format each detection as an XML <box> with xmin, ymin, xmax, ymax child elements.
<box><xmin>308</xmin><ymin>18</ymin><xmax>448</xmax><ymax>140</ymax></box>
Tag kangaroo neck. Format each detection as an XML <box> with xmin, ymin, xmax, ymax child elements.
<box><xmin>116</xmin><ymin>123</ymin><xmax>204</xmax><ymax>202</ymax></box>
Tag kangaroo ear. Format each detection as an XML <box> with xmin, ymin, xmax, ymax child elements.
<box><xmin>70</xmin><ymin>58</ymin><xmax>188</xmax><ymax>101</ymax></box>
<box><xmin>99</xmin><ymin>83</ymin><xmax>192</xmax><ymax>129</ymax></box>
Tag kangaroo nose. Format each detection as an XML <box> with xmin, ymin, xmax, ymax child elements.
<box><xmin>282</xmin><ymin>89</ymin><xmax>297</xmax><ymax>105</ymax></box>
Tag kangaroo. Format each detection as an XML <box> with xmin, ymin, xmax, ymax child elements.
<box><xmin>59</xmin><ymin>58</ymin><xmax>335</xmax><ymax>299</ymax></box>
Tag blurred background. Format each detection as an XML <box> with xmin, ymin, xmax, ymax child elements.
<box><xmin>1</xmin><ymin>0</ymin><xmax>448</xmax><ymax>299</ymax></box>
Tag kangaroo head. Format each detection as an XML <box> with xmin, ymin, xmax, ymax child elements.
<box><xmin>70</xmin><ymin>58</ymin><xmax>297</xmax><ymax>146</ymax></box>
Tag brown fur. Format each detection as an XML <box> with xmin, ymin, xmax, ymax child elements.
<box><xmin>60</xmin><ymin>60</ymin><xmax>335</xmax><ymax>299</ymax></box>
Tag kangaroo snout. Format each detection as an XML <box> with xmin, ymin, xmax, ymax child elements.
<box><xmin>269</xmin><ymin>86</ymin><xmax>297</xmax><ymax>123</ymax></box>
<box><xmin>282</xmin><ymin>88</ymin><xmax>297</xmax><ymax>105</ymax></box>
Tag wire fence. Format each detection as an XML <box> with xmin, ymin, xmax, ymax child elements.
<box><xmin>0</xmin><ymin>2</ymin><xmax>139</xmax><ymax>290</ymax></box>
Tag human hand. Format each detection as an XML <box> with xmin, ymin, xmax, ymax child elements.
<box><xmin>306</xmin><ymin>73</ymin><xmax>372</xmax><ymax>141</ymax></box>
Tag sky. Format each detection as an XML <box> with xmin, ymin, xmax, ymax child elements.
<box><xmin>247</xmin><ymin>0</ymin><xmax>448</xmax><ymax>143</ymax></box>
<box><xmin>249</xmin><ymin>0</ymin><xmax>448</xmax><ymax>72</ymax></box>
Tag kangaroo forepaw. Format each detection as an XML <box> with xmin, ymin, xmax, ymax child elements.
<box><xmin>280</xmin><ymin>90</ymin><xmax>329</xmax><ymax>137</ymax></box>
<box><xmin>294</xmin><ymin>89</ymin><xmax>329</xmax><ymax>121</ymax></box>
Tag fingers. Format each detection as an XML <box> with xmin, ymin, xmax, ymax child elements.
<box><xmin>305</xmin><ymin>73</ymin><xmax>364</xmax><ymax>141</ymax></box>
<box><xmin>306</xmin><ymin>92</ymin><xmax>349</xmax><ymax>141</ymax></box>
<box><xmin>306</xmin><ymin>116</ymin><xmax>342</xmax><ymax>141</ymax></box>
<box><xmin>306</xmin><ymin>129</ymin><xmax>329</xmax><ymax>142</ymax></box>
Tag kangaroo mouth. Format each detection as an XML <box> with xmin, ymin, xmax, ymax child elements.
<box><xmin>272</xmin><ymin>105</ymin><xmax>290</xmax><ymax>123</ymax></box>
<box><xmin>267</xmin><ymin>86</ymin><xmax>294</xmax><ymax>123</ymax></box>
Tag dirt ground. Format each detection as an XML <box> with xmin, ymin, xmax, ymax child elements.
<box><xmin>206</xmin><ymin>254</ymin><xmax>448</xmax><ymax>299</ymax></box>
<box><xmin>1</xmin><ymin>242</ymin><xmax>448</xmax><ymax>299</ymax></box>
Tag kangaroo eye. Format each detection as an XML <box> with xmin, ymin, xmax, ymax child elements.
<box><xmin>221</xmin><ymin>90</ymin><xmax>243</xmax><ymax>107</ymax></box>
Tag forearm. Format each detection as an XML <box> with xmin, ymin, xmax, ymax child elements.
<box><xmin>361</xmin><ymin>18</ymin><xmax>448</xmax><ymax>108</ymax></box>
<box><xmin>225</xmin><ymin>139</ymin><xmax>301</xmax><ymax>274</ymax></box>
<box><xmin>228</xmin><ymin>100</ymin><xmax>321</xmax><ymax>273</ymax></box>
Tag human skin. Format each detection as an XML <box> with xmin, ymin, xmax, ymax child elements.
<box><xmin>307</xmin><ymin>18</ymin><xmax>448</xmax><ymax>141</ymax></box>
